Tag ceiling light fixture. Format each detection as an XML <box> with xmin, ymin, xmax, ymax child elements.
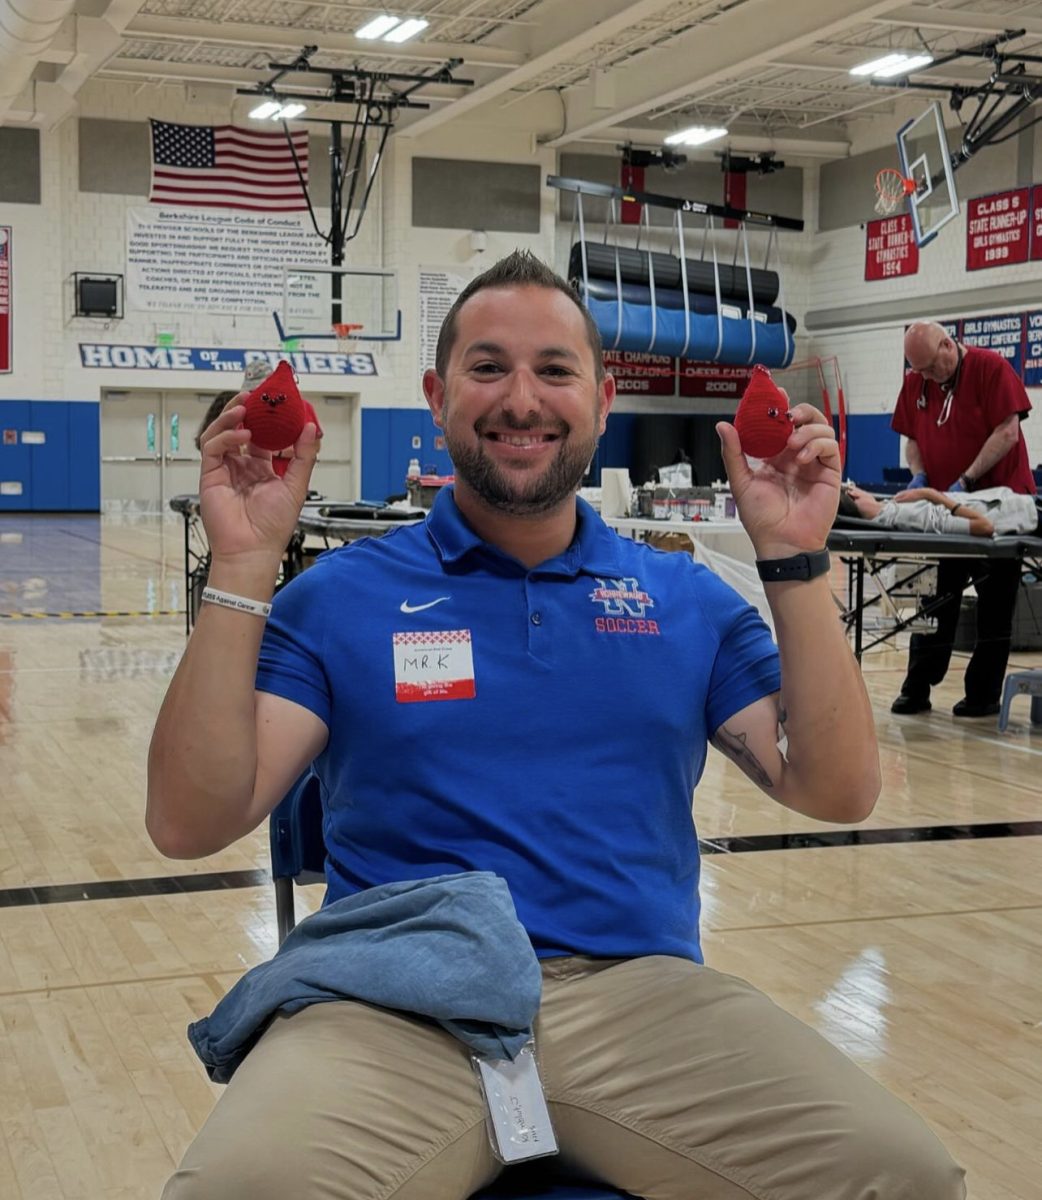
<box><xmin>249</xmin><ymin>99</ymin><xmax>308</xmax><ymax>121</ymax></box>
<box><xmin>249</xmin><ymin>99</ymin><xmax>281</xmax><ymax>119</ymax></box>
<box><xmin>356</xmin><ymin>14</ymin><xmax>402</xmax><ymax>40</ymax></box>
<box><xmin>664</xmin><ymin>125</ymin><xmax>728</xmax><ymax>147</ymax></box>
<box><xmin>383</xmin><ymin>18</ymin><xmax>429</xmax><ymax>43</ymax></box>
<box><xmin>849</xmin><ymin>52</ymin><xmax>933</xmax><ymax>78</ymax></box>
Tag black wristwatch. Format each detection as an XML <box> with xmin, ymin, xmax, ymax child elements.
<box><xmin>755</xmin><ymin>549</ymin><xmax>831</xmax><ymax>583</ymax></box>
<box><xmin>958</xmin><ymin>473</ymin><xmax>976</xmax><ymax>491</ymax></box>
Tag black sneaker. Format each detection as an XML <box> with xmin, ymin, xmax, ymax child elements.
<box><xmin>952</xmin><ymin>698</ymin><xmax>1000</xmax><ymax>718</ymax></box>
<box><xmin>891</xmin><ymin>694</ymin><xmax>931</xmax><ymax>714</ymax></box>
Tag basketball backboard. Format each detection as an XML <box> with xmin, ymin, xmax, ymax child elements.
<box><xmin>275</xmin><ymin>266</ymin><xmax>401</xmax><ymax>344</ymax></box>
<box><xmin>897</xmin><ymin>102</ymin><xmax>960</xmax><ymax>248</ymax></box>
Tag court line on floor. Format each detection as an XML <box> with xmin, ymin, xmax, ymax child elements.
<box><xmin>3</xmin><ymin>902</ymin><xmax>1039</xmax><ymax>1004</ymax></box>
<box><xmin>707</xmin><ymin>901</ymin><xmax>1042</xmax><ymax>934</ymax></box>
<box><xmin>890</xmin><ymin>714</ymin><xmax>1042</xmax><ymax>759</ymax></box>
<box><xmin>59</xmin><ymin>524</ymin><xmax>175</xmax><ymax>569</ymax></box>
<box><xmin>4</xmin><ymin>822</ymin><xmax>1041</xmax><ymax>909</ymax></box>
<box><xmin>0</xmin><ymin>609</ymin><xmax>183</xmax><ymax>620</ymax></box>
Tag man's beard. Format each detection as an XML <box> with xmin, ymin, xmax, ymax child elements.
<box><xmin>445</xmin><ymin>413</ymin><xmax>599</xmax><ymax>516</ymax></box>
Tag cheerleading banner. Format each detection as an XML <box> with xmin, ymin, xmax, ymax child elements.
<box><xmin>0</xmin><ymin>227</ymin><xmax>10</xmax><ymax>373</ymax></box>
<box><xmin>603</xmin><ymin>349</ymin><xmax>675</xmax><ymax>395</ymax></box>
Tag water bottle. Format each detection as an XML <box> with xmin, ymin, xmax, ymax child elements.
<box><xmin>406</xmin><ymin>457</ymin><xmax>421</xmax><ymax>480</ymax></box>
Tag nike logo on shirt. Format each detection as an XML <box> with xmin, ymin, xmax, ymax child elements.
<box><xmin>400</xmin><ymin>597</ymin><xmax>451</xmax><ymax>613</ymax></box>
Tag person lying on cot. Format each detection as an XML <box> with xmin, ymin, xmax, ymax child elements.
<box><xmin>838</xmin><ymin>483</ymin><xmax>1040</xmax><ymax>538</ymax></box>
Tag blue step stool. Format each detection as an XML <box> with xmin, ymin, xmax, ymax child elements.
<box><xmin>997</xmin><ymin>669</ymin><xmax>1042</xmax><ymax>732</ymax></box>
<box><xmin>474</xmin><ymin>1181</ymin><xmax>636</xmax><ymax>1199</ymax></box>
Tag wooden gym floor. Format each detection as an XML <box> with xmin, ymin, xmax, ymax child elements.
<box><xmin>0</xmin><ymin>512</ymin><xmax>1038</xmax><ymax>1199</ymax></box>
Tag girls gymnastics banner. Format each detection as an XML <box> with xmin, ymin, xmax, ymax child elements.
<box><xmin>966</xmin><ymin>187</ymin><xmax>1030</xmax><ymax>270</ymax></box>
<box><xmin>864</xmin><ymin>214</ymin><xmax>918</xmax><ymax>280</ymax></box>
<box><xmin>0</xmin><ymin>227</ymin><xmax>10</xmax><ymax>373</ymax></box>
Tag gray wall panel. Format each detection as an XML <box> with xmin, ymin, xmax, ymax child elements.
<box><xmin>412</xmin><ymin>158</ymin><xmax>541</xmax><ymax>231</ymax></box>
<box><xmin>80</xmin><ymin>119</ymin><xmax>150</xmax><ymax>195</ymax></box>
<box><xmin>0</xmin><ymin>128</ymin><xmax>41</xmax><ymax>204</ymax></box>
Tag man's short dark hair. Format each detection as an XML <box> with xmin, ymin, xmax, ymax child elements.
<box><xmin>434</xmin><ymin>249</ymin><xmax>605</xmax><ymax>382</ymax></box>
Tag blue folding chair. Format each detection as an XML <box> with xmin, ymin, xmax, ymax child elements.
<box><xmin>269</xmin><ymin>778</ymin><xmax>641</xmax><ymax>1200</ymax></box>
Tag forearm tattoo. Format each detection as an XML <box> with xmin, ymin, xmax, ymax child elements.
<box><xmin>711</xmin><ymin>725</ymin><xmax>774</xmax><ymax>788</ymax></box>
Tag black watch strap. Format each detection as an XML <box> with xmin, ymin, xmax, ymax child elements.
<box><xmin>755</xmin><ymin>548</ymin><xmax>830</xmax><ymax>583</ymax></box>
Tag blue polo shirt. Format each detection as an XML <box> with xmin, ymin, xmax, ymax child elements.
<box><xmin>257</xmin><ymin>488</ymin><xmax>780</xmax><ymax>962</ymax></box>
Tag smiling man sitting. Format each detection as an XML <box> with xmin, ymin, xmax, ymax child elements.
<box><xmin>150</xmin><ymin>251</ymin><xmax>962</xmax><ymax>1200</ymax></box>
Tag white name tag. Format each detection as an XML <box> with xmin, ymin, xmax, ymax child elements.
<box><xmin>475</xmin><ymin>1043</ymin><xmax>558</xmax><ymax>1164</ymax></box>
<box><xmin>393</xmin><ymin>630</ymin><xmax>476</xmax><ymax>703</ymax></box>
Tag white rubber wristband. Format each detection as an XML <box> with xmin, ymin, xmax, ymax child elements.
<box><xmin>200</xmin><ymin>587</ymin><xmax>272</xmax><ymax>618</ymax></box>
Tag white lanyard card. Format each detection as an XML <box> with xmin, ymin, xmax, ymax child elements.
<box><xmin>474</xmin><ymin>1041</ymin><xmax>558</xmax><ymax>1164</ymax></box>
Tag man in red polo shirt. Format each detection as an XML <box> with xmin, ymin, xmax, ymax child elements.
<box><xmin>890</xmin><ymin>321</ymin><xmax>1036</xmax><ymax>717</ymax></box>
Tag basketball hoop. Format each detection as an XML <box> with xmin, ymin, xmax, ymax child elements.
<box><xmin>874</xmin><ymin>168</ymin><xmax>917</xmax><ymax>216</ymax></box>
<box><xmin>333</xmin><ymin>323</ymin><xmax>364</xmax><ymax>355</ymax></box>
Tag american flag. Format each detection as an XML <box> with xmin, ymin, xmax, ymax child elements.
<box><xmin>148</xmin><ymin>120</ymin><xmax>310</xmax><ymax>212</ymax></box>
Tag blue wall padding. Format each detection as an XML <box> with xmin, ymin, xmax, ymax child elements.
<box><xmin>843</xmin><ymin>414</ymin><xmax>900</xmax><ymax>484</ymax></box>
<box><xmin>583</xmin><ymin>277</ymin><xmax>796</xmax><ymax>333</ymax></box>
<box><xmin>0</xmin><ymin>400</ymin><xmax>99</xmax><ymax>511</ymax></box>
<box><xmin>361</xmin><ymin>408</ymin><xmax>453</xmax><ymax>502</ymax></box>
<box><xmin>581</xmin><ymin>288</ymin><xmax>796</xmax><ymax>368</ymax></box>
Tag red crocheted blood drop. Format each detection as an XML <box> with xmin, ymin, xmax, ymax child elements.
<box><xmin>735</xmin><ymin>366</ymin><xmax>791</xmax><ymax>459</ymax></box>
<box><xmin>242</xmin><ymin>362</ymin><xmax>307</xmax><ymax>452</ymax></box>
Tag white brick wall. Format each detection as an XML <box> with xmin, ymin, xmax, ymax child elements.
<box><xmin>3</xmin><ymin>75</ymin><xmax>1041</xmax><ymax>475</ymax></box>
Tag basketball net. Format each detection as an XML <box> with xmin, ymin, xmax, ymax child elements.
<box><xmin>874</xmin><ymin>168</ymin><xmax>916</xmax><ymax>217</ymax></box>
<box><xmin>333</xmin><ymin>323</ymin><xmax>364</xmax><ymax>356</ymax></box>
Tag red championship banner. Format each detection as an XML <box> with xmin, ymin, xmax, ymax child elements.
<box><xmin>678</xmin><ymin>361</ymin><xmax>752</xmax><ymax>399</ymax></box>
<box><xmin>1030</xmin><ymin>185</ymin><xmax>1042</xmax><ymax>261</ymax></box>
<box><xmin>966</xmin><ymin>187</ymin><xmax>1030</xmax><ymax>270</ymax></box>
<box><xmin>603</xmin><ymin>349</ymin><xmax>675</xmax><ymax>395</ymax></box>
<box><xmin>864</xmin><ymin>213</ymin><xmax>918</xmax><ymax>280</ymax></box>
<box><xmin>0</xmin><ymin>227</ymin><xmax>10</xmax><ymax>374</ymax></box>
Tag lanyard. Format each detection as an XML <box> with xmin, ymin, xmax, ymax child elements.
<box><xmin>919</xmin><ymin>345</ymin><xmax>963</xmax><ymax>426</ymax></box>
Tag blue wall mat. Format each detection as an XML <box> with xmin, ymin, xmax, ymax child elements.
<box><xmin>591</xmin><ymin>413</ymin><xmax>638</xmax><ymax>483</ymax></box>
<box><xmin>67</xmin><ymin>402</ymin><xmax>100</xmax><ymax>511</ymax></box>
<box><xmin>360</xmin><ymin>408</ymin><xmax>392</xmax><ymax>501</ymax></box>
<box><xmin>0</xmin><ymin>400</ymin><xmax>32</xmax><ymax>511</ymax></box>
<box><xmin>28</xmin><ymin>402</ymin><xmax>70</xmax><ymax>510</ymax></box>
<box><xmin>844</xmin><ymin>414</ymin><xmax>899</xmax><ymax>483</ymax></box>
<box><xmin>0</xmin><ymin>401</ymin><xmax>100</xmax><ymax>512</ymax></box>
<box><xmin>361</xmin><ymin>408</ymin><xmax>457</xmax><ymax>501</ymax></box>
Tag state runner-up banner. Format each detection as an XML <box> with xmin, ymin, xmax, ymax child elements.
<box><xmin>0</xmin><ymin>227</ymin><xmax>10</xmax><ymax>373</ymax></box>
<box><xmin>966</xmin><ymin>187</ymin><xmax>1030</xmax><ymax>270</ymax></box>
<box><xmin>864</xmin><ymin>214</ymin><xmax>918</xmax><ymax>281</ymax></box>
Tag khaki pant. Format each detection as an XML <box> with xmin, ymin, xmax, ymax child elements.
<box><xmin>165</xmin><ymin>956</ymin><xmax>965</xmax><ymax>1200</ymax></box>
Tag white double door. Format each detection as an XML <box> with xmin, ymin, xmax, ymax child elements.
<box><xmin>101</xmin><ymin>389</ymin><xmax>357</xmax><ymax>512</ymax></box>
<box><xmin>101</xmin><ymin>390</ymin><xmax>212</xmax><ymax>513</ymax></box>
